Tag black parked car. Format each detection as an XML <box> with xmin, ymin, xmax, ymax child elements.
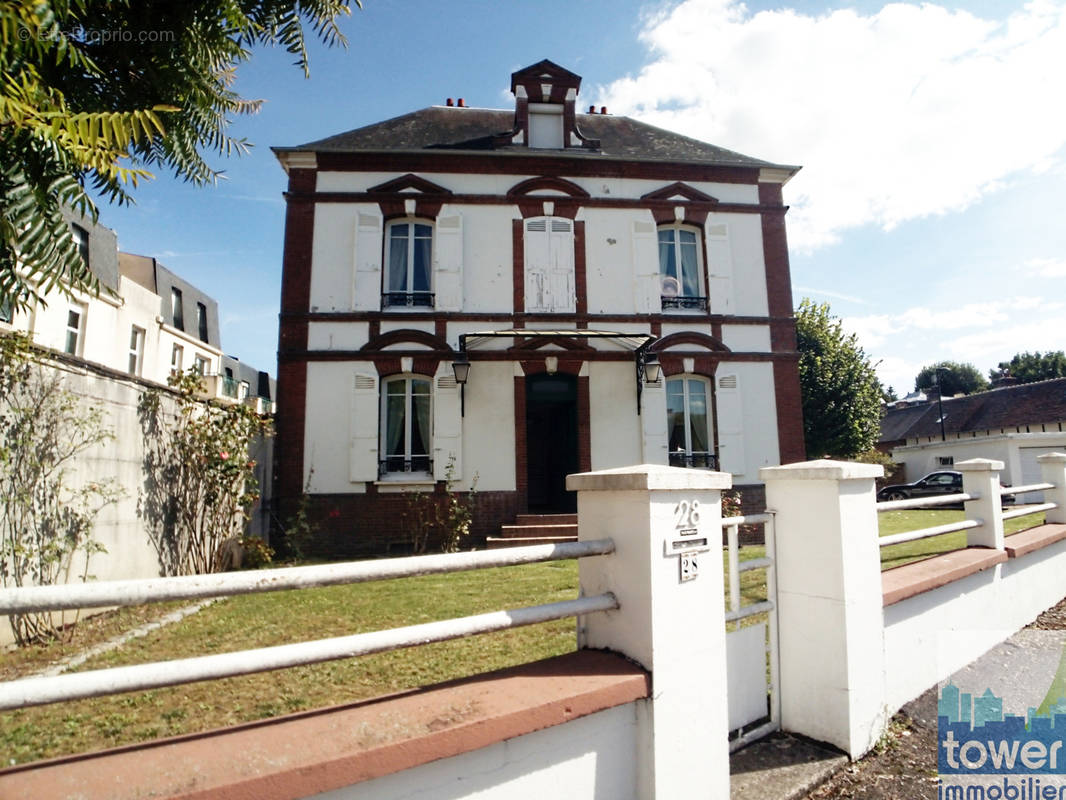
<box><xmin>877</xmin><ymin>470</ymin><xmax>962</xmax><ymax>502</ymax></box>
<box><xmin>877</xmin><ymin>470</ymin><xmax>1015</xmax><ymax>504</ymax></box>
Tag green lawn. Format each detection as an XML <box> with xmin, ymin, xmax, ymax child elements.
<box><xmin>0</xmin><ymin>508</ymin><xmax>1049</xmax><ymax>764</ymax></box>
<box><xmin>878</xmin><ymin>509</ymin><xmax>1046</xmax><ymax>570</ymax></box>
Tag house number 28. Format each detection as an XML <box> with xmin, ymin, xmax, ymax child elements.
<box><xmin>674</xmin><ymin>499</ymin><xmax>701</xmax><ymax>530</ymax></box>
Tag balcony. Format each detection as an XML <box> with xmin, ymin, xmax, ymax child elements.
<box><xmin>668</xmin><ymin>451</ymin><xmax>719</xmax><ymax>470</ymax></box>
<box><xmin>379</xmin><ymin>455</ymin><xmax>433</xmax><ymax>478</ymax></box>
<box><xmin>661</xmin><ymin>296</ymin><xmax>708</xmax><ymax>312</ymax></box>
<box><xmin>194</xmin><ymin>375</ymin><xmax>246</xmax><ymax>405</ymax></box>
<box><xmin>382</xmin><ymin>292</ymin><xmax>434</xmax><ymax>309</ymax></box>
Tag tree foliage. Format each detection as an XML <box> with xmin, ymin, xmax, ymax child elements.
<box><xmin>796</xmin><ymin>299</ymin><xmax>883</xmax><ymax>458</ymax></box>
<box><xmin>1</xmin><ymin>0</ymin><xmax>354</xmax><ymax>309</ymax></box>
<box><xmin>914</xmin><ymin>361</ymin><xmax>988</xmax><ymax>396</ymax></box>
<box><xmin>993</xmin><ymin>351</ymin><xmax>1066</xmax><ymax>385</ymax></box>
<box><xmin>0</xmin><ymin>332</ymin><xmax>120</xmax><ymax>644</ymax></box>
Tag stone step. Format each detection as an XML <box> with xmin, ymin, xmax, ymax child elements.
<box><xmin>485</xmin><ymin>535</ymin><xmax>580</xmax><ymax>549</ymax></box>
<box><xmin>514</xmin><ymin>514</ymin><xmax>577</xmax><ymax>526</ymax></box>
<box><xmin>498</xmin><ymin>523</ymin><xmax>578</xmax><ymax>539</ymax></box>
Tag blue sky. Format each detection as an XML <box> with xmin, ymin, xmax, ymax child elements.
<box><xmin>96</xmin><ymin>0</ymin><xmax>1066</xmax><ymax>395</ymax></box>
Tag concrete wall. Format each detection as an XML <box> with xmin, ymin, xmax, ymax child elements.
<box><xmin>319</xmin><ymin>704</ymin><xmax>640</xmax><ymax>800</ymax></box>
<box><xmin>0</xmin><ymin>353</ymin><xmax>271</xmax><ymax>645</ymax></box>
<box><xmin>883</xmin><ymin>538</ymin><xmax>1066</xmax><ymax>713</ymax></box>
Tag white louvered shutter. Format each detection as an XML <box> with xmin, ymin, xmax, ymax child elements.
<box><xmin>632</xmin><ymin>219</ymin><xmax>661</xmax><ymax>314</ymax></box>
<box><xmin>432</xmin><ymin>373</ymin><xmax>462</xmax><ymax>480</ymax></box>
<box><xmin>705</xmin><ymin>222</ymin><xmax>733</xmax><ymax>315</ymax></box>
<box><xmin>352</xmin><ymin>212</ymin><xmax>383</xmax><ymax>311</ymax></box>
<box><xmin>641</xmin><ymin>378</ymin><xmax>669</xmax><ymax>464</ymax></box>
<box><xmin>548</xmin><ymin>218</ymin><xmax>575</xmax><ymax>313</ymax></box>
<box><xmin>349</xmin><ymin>372</ymin><xmax>379</xmax><ymax>481</ymax></box>
<box><xmin>716</xmin><ymin>373</ymin><xmax>745</xmax><ymax>477</ymax></box>
<box><xmin>434</xmin><ymin>213</ymin><xmax>463</xmax><ymax>311</ymax></box>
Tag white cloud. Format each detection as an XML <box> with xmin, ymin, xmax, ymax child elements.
<box><xmin>1024</xmin><ymin>257</ymin><xmax>1066</xmax><ymax>277</ymax></box>
<box><xmin>597</xmin><ymin>1</ymin><xmax>1066</xmax><ymax>250</ymax></box>
<box><xmin>794</xmin><ymin>285</ymin><xmax>868</xmax><ymax>304</ymax></box>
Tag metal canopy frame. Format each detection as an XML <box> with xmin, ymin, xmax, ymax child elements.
<box><xmin>454</xmin><ymin>328</ymin><xmax>659</xmax><ymax>415</ymax></box>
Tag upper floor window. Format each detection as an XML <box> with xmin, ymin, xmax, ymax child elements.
<box><xmin>64</xmin><ymin>305</ymin><xmax>84</xmax><ymax>356</ymax></box>
<box><xmin>524</xmin><ymin>216</ymin><xmax>575</xmax><ymax>313</ymax></box>
<box><xmin>196</xmin><ymin>302</ymin><xmax>208</xmax><ymax>342</ymax></box>
<box><xmin>71</xmin><ymin>224</ymin><xmax>90</xmax><ymax>269</ymax></box>
<box><xmin>383</xmin><ymin>221</ymin><xmax>433</xmax><ymax>308</ymax></box>
<box><xmin>658</xmin><ymin>226</ymin><xmax>707</xmax><ymax>311</ymax></box>
<box><xmin>380</xmin><ymin>375</ymin><xmax>432</xmax><ymax>476</ymax></box>
<box><xmin>528</xmin><ymin>103</ymin><xmax>564</xmax><ymax>149</ymax></box>
<box><xmin>667</xmin><ymin>376</ymin><xmax>716</xmax><ymax>470</ymax></box>
<box><xmin>171</xmin><ymin>343</ymin><xmax>184</xmax><ymax>373</ymax></box>
<box><xmin>0</xmin><ymin>297</ymin><xmax>12</xmax><ymax>324</ymax></box>
<box><xmin>193</xmin><ymin>354</ymin><xmax>210</xmax><ymax>375</ymax></box>
<box><xmin>171</xmin><ymin>287</ymin><xmax>184</xmax><ymax>330</ymax></box>
<box><xmin>128</xmin><ymin>326</ymin><xmax>145</xmax><ymax>376</ymax></box>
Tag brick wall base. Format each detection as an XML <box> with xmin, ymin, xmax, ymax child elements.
<box><xmin>290</xmin><ymin>491</ymin><xmax>521</xmax><ymax>559</ymax></box>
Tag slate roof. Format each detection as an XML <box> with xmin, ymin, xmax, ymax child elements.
<box><xmin>879</xmin><ymin>378</ymin><xmax>1066</xmax><ymax>443</ymax></box>
<box><xmin>275</xmin><ymin>106</ymin><xmax>796</xmax><ymax>172</ymax></box>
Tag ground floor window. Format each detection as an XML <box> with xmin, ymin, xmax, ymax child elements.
<box><xmin>667</xmin><ymin>376</ymin><xmax>716</xmax><ymax>469</ymax></box>
<box><xmin>381</xmin><ymin>375</ymin><xmax>432</xmax><ymax>475</ymax></box>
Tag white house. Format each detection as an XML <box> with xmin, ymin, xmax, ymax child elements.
<box><xmin>271</xmin><ymin>60</ymin><xmax>806</xmax><ymax>555</ymax></box>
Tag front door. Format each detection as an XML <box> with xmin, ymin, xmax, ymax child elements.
<box><xmin>525</xmin><ymin>374</ymin><xmax>578</xmax><ymax>512</ymax></box>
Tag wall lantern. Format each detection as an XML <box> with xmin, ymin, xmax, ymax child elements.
<box><xmin>635</xmin><ymin>346</ymin><xmax>661</xmax><ymax>416</ymax></box>
<box><xmin>452</xmin><ymin>354</ymin><xmax>470</xmax><ymax>417</ymax></box>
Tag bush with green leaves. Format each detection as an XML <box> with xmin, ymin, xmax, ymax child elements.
<box><xmin>0</xmin><ymin>333</ymin><xmax>120</xmax><ymax>644</ymax></box>
<box><xmin>401</xmin><ymin>458</ymin><xmax>478</xmax><ymax>554</ymax></box>
<box><xmin>139</xmin><ymin>371</ymin><xmax>272</xmax><ymax>575</ymax></box>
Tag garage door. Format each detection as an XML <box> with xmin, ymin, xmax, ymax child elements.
<box><xmin>1019</xmin><ymin>447</ymin><xmax>1064</xmax><ymax>503</ymax></box>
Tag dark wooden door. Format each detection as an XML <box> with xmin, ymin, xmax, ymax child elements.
<box><xmin>525</xmin><ymin>374</ymin><xmax>578</xmax><ymax>512</ymax></box>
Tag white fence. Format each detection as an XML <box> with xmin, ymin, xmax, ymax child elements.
<box><xmin>3</xmin><ymin>456</ymin><xmax>1066</xmax><ymax>798</ymax></box>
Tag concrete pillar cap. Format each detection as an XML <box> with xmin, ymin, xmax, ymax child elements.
<box><xmin>759</xmin><ymin>459</ymin><xmax>883</xmax><ymax>482</ymax></box>
<box><xmin>955</xmin><ymin>458</ymin><xmax>1005</xmax><ymax>472</ymax></box>
<box><xmin>566</xmin><ymin>464</ymin><xmax>732</xmax><ymax>492</ymax></box>
<box><xmin>1036</xmin><ymin>453</ymin><xmax>1066</xmax><ymax>464</ymax></box>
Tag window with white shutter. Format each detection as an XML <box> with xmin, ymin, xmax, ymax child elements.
<box><xmin>524</xmin><ymin>216</ymin><xmax>575</xmax><ymax>313</ymax></box>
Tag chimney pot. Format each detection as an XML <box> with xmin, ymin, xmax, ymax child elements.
<box><xmin>600</xmin><ymin>106</ymin><xmax>608</xmax><ymax>114</ymax></box>
<box><xmin>458</xmin><ymin>98</ymin><xmax>465</xmax><ymax>107</ymax></box>
<box><xmin>588</xmin><ymin>105</ymin><xmax>596</xmax><ymax>113</ymax></box>
<box><xmin>446</xmin><ymin>98</ymin><xmax>454</xmax><ymax>106</ymax></box>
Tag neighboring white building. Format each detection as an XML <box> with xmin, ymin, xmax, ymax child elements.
<box><xmin>0</xmin><ymin>211</ymin><xmax>275</xmax><ymax>409</ymax></box>
<box><xmin>272</xmin><ymin>60</ymin><xmax>807</xmax><ymax>556</ymax></box>
<box><xmin>881</xmin><ymin>378</ymin><xmax>1066</xmax><ymax>501</ymax></box>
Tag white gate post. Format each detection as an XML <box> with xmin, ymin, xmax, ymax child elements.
<box><xmin>759</xmin><ymin>459</ymin><xmax>886</xmax><ymax>758</ymax></box>
<box><xmin>1037</xmin><ymin>453</ymin><xmax>1066</xmax><ymax>524</ymax></box>
<box><xmin>568</xmin><ymin>464</ymin><xmax>731</xmax><ymax>800</ymax></box>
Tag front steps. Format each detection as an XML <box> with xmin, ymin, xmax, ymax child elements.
<box><xmin>485</xmin><ymin>513</ymin><xmax>578</xmax><ymax>549</ymax></box>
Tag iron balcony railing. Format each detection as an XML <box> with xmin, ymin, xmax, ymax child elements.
<box><xmin>661</xmin><ymin>295</ymin><xmax>708</xmax><ymax>311</ymax></box>
<box><xmin>382</xmin><ymin>292</ymin><xmax>434</xmax><ymax>309</ymax></box>
<box><xmin>669</xmin><ymin>451</ymin><xmax>719</xmax><ymax>470</ymax></box>
<box><xmin>379</xmin><ymin>455</ymin><xmax>433</xmax><ymax>477</ymax></box>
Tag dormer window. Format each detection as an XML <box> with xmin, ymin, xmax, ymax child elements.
<box><xmin>528</xmin><ymin>103</ymin><xmax>563</xmax><ymax>149</ymax></box>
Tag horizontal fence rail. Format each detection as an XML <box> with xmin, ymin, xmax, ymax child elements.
<box><xmin>1001</xmin><ymin>482</ymin><xmax>1054</xmax><ymax>496</ymax></box>
<box><xmin>0</xmin><ymin>594</ymin><xmax>619</xmax><ymax>711</ymax></box>
<box><xmin>876</xmin><ymin>493</ymin><xmax>977</xmax><ymax>512</ymax></box>
<box><xmin>1002</xmin><ymin>502</ymin><xmax>1058</xmax><ymax>521</ymax></box>
<box><xmin>0</xmin><ymin>540</ymin><xmax>616</xmax><ymax>614</ymax></box>
<box><xmin>879</xmin><ymin>519</ymin><xmax>980</xmax><ymax>548</ymax></box>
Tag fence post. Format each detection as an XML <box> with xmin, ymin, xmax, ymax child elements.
<box><xmin>957</xmin><ymin>458</ymin><xmax>1004</xmax><ymax>549</ymax></box>
<box><xmin>759</xmin><ymin>459</ymin><xmax>885</xmax><ymax>758</ymax></box>
<box><xmin>1037</xmin><ymin>453</ymin><xmax>1066</xmax><ymax>524</ymax></box>
<box><xmin>568</xmin><ymin>464</ymin><xmax>731</xmax><ymax>800</ymax></box>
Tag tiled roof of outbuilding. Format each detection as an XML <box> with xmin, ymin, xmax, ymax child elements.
<box><xmin>879</xmin><ymin>378</ymin><xmax>1066</xmax><ymax>442</ymax></box>
<box><xmin>275</xmin><ymin>106</ymin><xmax>795</xmax><ymax>171</ymax></box>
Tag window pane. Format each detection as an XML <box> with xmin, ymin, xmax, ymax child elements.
<box><xmin>386</xmin><ymin>393</ymin><xmax>405</xmax><ymax>456</ymax></box>
<box><xmin>687</xmin><ymin>380</ymin><xmax>709</xmax><ymax>452</ymax></box>
<box><xmin>67</xmin><ymin>310</ymin><xmax>79</xmax><ymax>329</ymax></box>
<box><xmin>658</xmin><ymin>230</ymin><xmax>677</xmax><ymax>278</ymax></box>
<box><xmin>666</xmin><ymin>379</ymin><xmax>686</xmax><ymax>452</ymax></box>
<box><xmin>412</xmin><ymin>236</ymin><xmax>431</xmax><ymax>292</ymax></box>
<box><xmin>679</xmin><ymin>232</ymin><xmax>700</xmax><ymax>297</ymax></box>
<box><xmin>411</xmin><ymin>393</ymin><xmax>430</xmax><ymax>456</ymax></box>
<box><xmin>388</xmin><ymin>225</ymin><xmax>409</xmax><ymax>292</ymax></box>
<box><xmin>65</xmin><ymin>330</ymin><xmax>78</xmax><ymax>355</ymax></box>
